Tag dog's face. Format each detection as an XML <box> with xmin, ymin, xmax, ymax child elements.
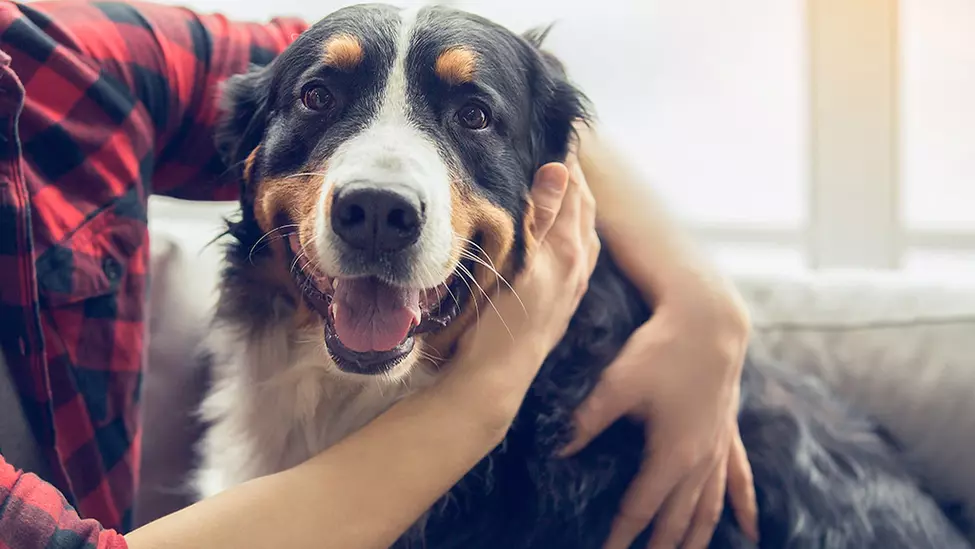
<box><xmin>218</xmin><ymin>4</ymin><xmax>586</xmax><ymax>380</ymax></box>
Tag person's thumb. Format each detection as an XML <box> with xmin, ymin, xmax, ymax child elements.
<box><xmin>558</xmin><ymin>365</ymin><xmax>633</xmax><ymax>457</ymax></box>
<box><xmin>530</xmin><ymin>163</ymin><xmax>569</xmax><ymax>244</ymax></box>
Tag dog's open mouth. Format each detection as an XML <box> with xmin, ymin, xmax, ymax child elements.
<box><xmin>286</xmin><ymin>235</ymin><xmax>470</xmax><ymax>375</ymax></box>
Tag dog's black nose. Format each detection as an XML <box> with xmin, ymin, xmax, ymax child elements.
<box><xmin>331</xmin><ymin>186</ymin><xmax>424</xmax><ymax>253</ymax></box>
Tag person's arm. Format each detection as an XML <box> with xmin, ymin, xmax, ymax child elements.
<box><xmin>566</xmin><ymin>126</ymin><xmax>758</xmax><ymax>549</ymax></box>
<box><xmin>576</xmin><ymin>124</ymin><xmax>748</xmax><ymax>323</ymax></box>
<box><xmin>0</xmin><ymin>373</ymin><xmax>520</xmax><ymax>549</ymax></box>
<box><xmin>126</xmin><ymin>362</ymin><xmax>527</xmax><ymax>549</ymax></box>
<box><xmin>26</xmin><ymin>0</ymin><xmax>308</xmax><ymax>200</ymax></box>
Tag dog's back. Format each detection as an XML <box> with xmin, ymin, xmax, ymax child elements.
<box><xmin>393</xmin><ymin>252</ymin><xmax>971</xmax><ymax>549</ymax></box>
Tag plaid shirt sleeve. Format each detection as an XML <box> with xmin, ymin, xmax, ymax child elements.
<box><xmin>24</xmin><ymin>0</ymin><xmax>307</xmax><ymax>200</ymax></box>
<box><xmin>0</xmin><ymin>456</ymin><xmax>127</xmax><ymax>549</ymax></box>
<box><xmin>0</xmin><ymin>0</ymin><xmax>307</xmax><ymax>539</ymax></box>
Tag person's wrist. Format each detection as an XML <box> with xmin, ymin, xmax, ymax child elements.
<box><xmin>437</xmin><ymin>342</ymin><xmax>547</xmax><ymax>441</ymax></box>
<box><xmin>658</xmin><ymin>269</ymin><xmax>751</xmax><ymax>364</ymax></box>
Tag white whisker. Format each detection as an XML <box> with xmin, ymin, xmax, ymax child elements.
<box><xmin>285</xmin><ymin>172</ymin><xmax>329</xmax><ymax>179</ymax></box>
<box><xmin>290</xmin><ymin>251</ymin><xmax>308</xmax><ymax>274</ymax></box>
<box><xmin>454</xmin><ymin>263</ymin><xmax>481</xmax><ymax>329</ymax></box>
<box><xmin>457</xmin><ymin>244</ymin><xmax>528</xmax><ymax>319</ymax></box>
<box><xmin>457</xmin><ymin>263</ymin><xmax>513</xmax><ymax>342</ymax></box>
<box><xmin>418</xmin><ymin>345</ymin><xmax>446</xmax><ymax>369</ymax></box>
<box><xmin>419</xmin><ymin>263</ymin><xmax>444</xmax><ymax>308</ymax></box>
<box><xmin>249</xmin><ymin>224</ymin><xmax>300</xmax><ymax>264</ymax></box>
<box><xmin>290</xmin><ymin>235</ymin><xmax>320</xmax><ymax>274</ymax></box>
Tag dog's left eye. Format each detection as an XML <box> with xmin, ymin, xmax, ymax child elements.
<box><xmin>456</xmin><ymin>103</ymin><xmax>490</xmax><ymax>130</ymax></box>
<box><xmin>302</xmin><ymin>85</ymin><xmax>336</xmax><ymax>113</ymax></box>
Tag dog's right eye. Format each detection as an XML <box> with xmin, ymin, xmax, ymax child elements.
<box><xmin>302</xmin><ymin>85</ymin><xmax>336</xmax><ymax>113</ymax></box>
<box><xmin>456</xmin><ymin>103</ymin><xmax>490</xmax><ymax>130</ymax></box>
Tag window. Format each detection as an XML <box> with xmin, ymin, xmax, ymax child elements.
<box><xmin>457</xmin><ymin>0</ymin><xmax>810</xmax><ymax>273</ymax></box>
<box><xmin>901</xmin><ymin>0</ymin><xmax>975</xmax><ymax>234</ymax></box>
<box><xmin>900</xmin><ymin>0</ymin><xmax>975</xmax><ymax>276</ymax></box>
<box><xmin>147</xmin><ymin>0</ymin><xmax>975</xmax><ymax>276</ymax></box>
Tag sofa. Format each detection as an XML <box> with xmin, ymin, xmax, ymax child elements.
<box><xmin>141</xmin><ymin>197</ymin><xmax>975</xmax><ymax>540</ymax></box>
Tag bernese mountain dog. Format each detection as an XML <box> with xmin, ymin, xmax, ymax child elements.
<box><xmin>193</xmin><ymin>4</ymin><xmax>970</xmax><ymax>548</ymax></box>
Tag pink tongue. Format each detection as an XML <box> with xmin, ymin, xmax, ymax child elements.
<box><xmin>332</xmin><ymin>278</ymin><xmax>421</xmax><ymax>353</ymax></box>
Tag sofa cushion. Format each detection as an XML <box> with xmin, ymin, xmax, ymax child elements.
<box><xmin>734</xmin><ymin>269</ymin><xmax>975</xmax><ymax>535</ymax></box>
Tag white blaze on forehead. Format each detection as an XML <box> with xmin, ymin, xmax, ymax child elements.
<box><xmin>317</xmin><ymin>6</ymin><xmax>455</xmax><ymax>289</ymax></box>
<box><xmin>383</xmin><ymin>5</ymin><xmax>420</xmax><ymax>124</ymax></box>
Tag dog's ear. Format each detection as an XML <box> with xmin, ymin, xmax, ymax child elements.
<box><xmin>523</xmin><ymin>25</ymin><xmax>592</xmax><ymax>168</ymax></box>
<box><xmin>215</xmin><ymin>65</ymin><xmax>273</xmax><ymax>180</ymax></box>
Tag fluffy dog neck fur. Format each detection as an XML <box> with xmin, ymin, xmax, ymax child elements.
<box><xmin>195</xmin><ymin>315</ymin><xmax>438</xmax><ymax>496</ymax></box>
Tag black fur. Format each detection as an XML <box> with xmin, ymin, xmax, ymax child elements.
<box><xmin>212</xmin><ymin>5</ymin><xmax>970</xmax><ymax>548</ymax></box>
<box><xmin>393</xmin><ymin>248</ymin><xmax>971</xmax><ymax>548</ymax></box>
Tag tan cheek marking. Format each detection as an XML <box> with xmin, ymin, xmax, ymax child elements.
<box><xmin>323</xmin><ymin>34</ymin><xmax>364</xmax><ymax>72</ymax></box>
<box><xmin>252</xmin><ymin>172</ymin><xmax>329</xmax><ymax>323</ymax></box>
<box><xmin>424</xmin><ymin>180</ymin><xmax>518</xmax><ymax>358</ymax></box>
<box><xmin>435</xmin><ymin>47</ymin><xmax>477</xmax><ymax>86</ymax></box>
<box><xmin>448</xmin><ymin>178</ymin><xmax>477</xmax><ymax>247</ymax></box>
<box><xmin>297</xmin><ymin>181</ymin><xmax>328</xmax><ymax>273</ymax></box>
<box><xmin>472</xmin><ymin>197</ymin><xmax>518</xmax><ymax>280</ymax></box>
<box><xmin>243</xmin><ymin>147</ymin><xmax>259</xmax><ymax>181</ymax></box>
<box><xmin>253</xmin><ymin>176</ymin><xmax>318</xmax><ymax>235</ymax></box>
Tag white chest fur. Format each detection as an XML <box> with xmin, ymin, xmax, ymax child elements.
<box><xmin>193</xmin><ymin>321</ymin><xmax>438</xmax><ymax>499</ymax></box>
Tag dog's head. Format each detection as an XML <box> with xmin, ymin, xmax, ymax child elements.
<box><xmin>218</xmin><ymin>4</ymin><xmax>588</xmax><ymax>380</ymax></box>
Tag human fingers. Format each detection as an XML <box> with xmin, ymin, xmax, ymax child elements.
<box><xmin>601</xmin><ymin>454</ymin><xmax>681</xmax><ymax>549</ymax></box>
<box><xmin>456</xmin><ymin>160</ymin><xmax>585</xmax><ymax>361</ymax></box>
<box><xmin>644</xmin><ymin>463</ymin><xmax>711</xmax><ymax>549</ymax></box>
<box><xmin>530</xmin><ymin>163</ymin><xmax>570</xmax><ymax>244</ymax></box>
<box><xmin>680</xmin><ymin>458</ymin><xmax>728</xmax><ymax>549</ymax></box>
<box><xmin>586</xmin><ymin>229</ymin><xmax>601</xmax><ymax>282</ymax></box>
<box><xmin>564</xmin><ymin>148</ymin><xmax>596</xmax><ymax>236</ymax></box>
<box><xmin>567</xmin><ymin>154</ymin><xmax>599</xmax><ymax>299</ymax></box>
<box><xmin>548</xmin><ymin>152</ymin><xmax>598</xmax><ymax>306</ymax></box>
<box><xmin>543</xmin><ymin>155</ymin><xmax>587</xmax><ymax>255</ymax></box>
<box><xmin>725</xmin><ymin>429</ymin><xmax>759</xmax><ymax>543</ymax></box>
<box><xmin>559</xmin><ymin>359</ymin><xmax>633</xmax><ymax>457</ymax></box>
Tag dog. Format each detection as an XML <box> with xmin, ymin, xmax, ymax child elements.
<box><xmin>193</xmin><ymin>4</ymin><xmax>971</xmax><ymax>547</ymax></box>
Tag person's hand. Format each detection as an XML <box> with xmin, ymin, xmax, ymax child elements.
<box><xmin>445</xmin><ymin>156</ymin><xmax>600</xmax><ymax>427</ymax></box>
<box><xmin>561</xmin><ymin>283</ymin><xmax>759</xmax><ymax>549</ymax></box>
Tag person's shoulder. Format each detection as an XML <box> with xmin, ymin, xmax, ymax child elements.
<box><xmin>17</xmin><ymin>1</ymin><xmax>309</xmax><ymax>61</ymax></box>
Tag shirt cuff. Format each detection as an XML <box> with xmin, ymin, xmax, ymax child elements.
<box><xmin>0</xmin><ymin>456</ymin><xmax>128</xmax><ymax>549</ymax></box>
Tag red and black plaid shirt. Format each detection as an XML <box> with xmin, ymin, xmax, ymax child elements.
<box><xmin>0</xmin><ymin>0</ymin><xmax>306</xmax><ymax>544</ymax></box>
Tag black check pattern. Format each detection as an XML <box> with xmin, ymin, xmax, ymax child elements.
<box><xmin>1</xmin><ymin>458</ymin><xmax>128</xmax><ymax>548</ymax></box>
<box><xmin>0</xmin><ymin>0</ymin><xmax>307</xmax><ymax>539</ymax></box>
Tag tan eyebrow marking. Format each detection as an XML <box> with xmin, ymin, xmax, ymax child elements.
<box><xmin>435</xmin><ymin>46</ymin><xmax>477</xmax><ymax>86</ymax></box>
<box><xmin>323</xmin><ymin>34</ymin><xmax>364</xmax><ymax>72</ymax></box>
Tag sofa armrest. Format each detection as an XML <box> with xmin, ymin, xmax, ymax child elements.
<box><xmin>733</xmin><ymin>270</ymin><xmax>975</xmax><ymax>531</ymax></box>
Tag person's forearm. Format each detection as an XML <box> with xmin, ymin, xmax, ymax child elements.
<box><xmin>576</xmin><ymin>125</ymin><xmax>746</xmax><ymax>318</ymax></box>
<box><xmin>124</xmin><ymin>364</ymin><xmax>531</xmax><ymax>549</ymax></box>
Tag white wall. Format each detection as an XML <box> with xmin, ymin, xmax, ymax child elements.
<box><xmin>170</xmin><ymin>0</ymin><xmax>810</xmax><ymax>229</ymax></box>
<box><xmin>901</xmin><ymin>0</ymin><xmax>975</xmax><ymax>232</ymax></box>
<box><xmin>147</xmin><ymin>0</ymin><xmax>975</xmax><ymax>276</ymax></box>
<box><xmin>151</xmin><ymin>0</ymin><xmax>811</xmax><ymax>272</ymax></box>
